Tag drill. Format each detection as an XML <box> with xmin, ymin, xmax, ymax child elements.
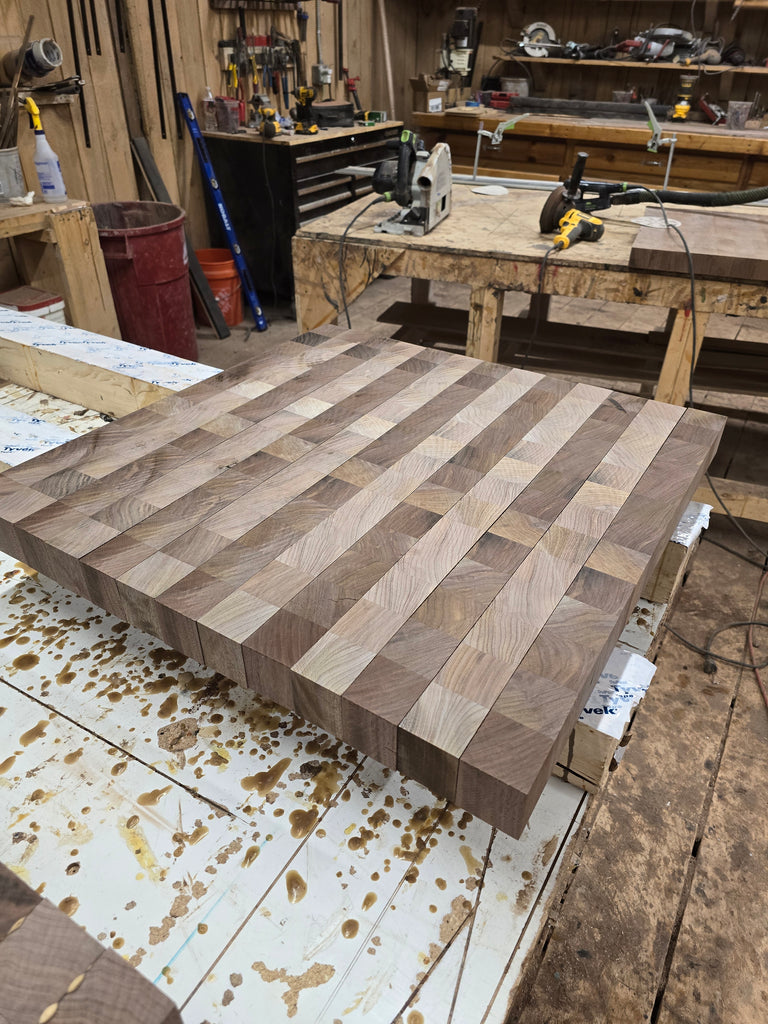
<box><xmin>291</xmin><ymin>86</ymin><xmax>318</xmax><ymax>135</ymax></box>
<box><xmin>258</xmin><ymin>104</ymin><xmax>281</xmax><ymax>139</ymax></box>
<box><xmin>553</xmin><ymin>209</ymin><xmax>604</xmax><ymax>250</ymax></box>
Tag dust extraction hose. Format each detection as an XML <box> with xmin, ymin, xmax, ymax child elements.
<box><xmin>612</xmin><ymin>183</ymin><xmax>768</xmax><ymax>207</ymax></box>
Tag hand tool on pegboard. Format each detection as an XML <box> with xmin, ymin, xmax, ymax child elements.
<box><xmin>177</xmin><ymin>92</ymin><xmax>268</xmax><ymax>331</ymax></box>
<box><xmin>88</xmin><ymin>0</ymin><xmax>101</xmax><ymax>54</ymax></box>
<box><xmin>78</xmin><ymin>0</ymin><xmax>92</xmax><ymax>56</ymax></box>
<box><xmin>64</xmin><ymin>0</ymin><xmax>91</xmax><ymax>146</ymax></box>
<box><xmin>146</xmin><ymin>0</ymin><xmax>167</xmax><ymax>139</ymax></box>
<box><xmin>159</xmin><ymin>0</ymin><xmax>183</xmax><ymax>138</ymax></box>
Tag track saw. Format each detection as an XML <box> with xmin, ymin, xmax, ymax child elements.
<box><xmin>372</xmin><ymin>130</ymin><xmax>452</xmax><ymax>236</ymax></box>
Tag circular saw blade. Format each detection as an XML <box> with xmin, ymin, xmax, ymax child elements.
<box><xmin>539</xmin><ymin>185</ymin><xmax>570</xmax><ymax>234</ymax></box>
<box><xmin>522</xmin><ymin>21</ymin><xmax>557</xmax><ymax>58</ymax></box>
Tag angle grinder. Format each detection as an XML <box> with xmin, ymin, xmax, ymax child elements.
<box><xmin>540</xmin><ymin>150</ymin><xmax>768</xmax><ymax>234</ymax></box>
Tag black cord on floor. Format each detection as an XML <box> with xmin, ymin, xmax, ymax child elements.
<box><xmin>519</xmin><ymin>244</ymin><xmax>559</xmax><ymax>369</ymax></box>
<box><xmin>337</xmin><ymin>196</ymin><xmax>386</xmax><ymax>329</ymax></box>
<box><xmin>664</xmin><ymin>621</ymin><xmax>768</xmax><ymax>672</ymax></box>
<box><xmin>702</xmin><ymin>533</ymin><xmax>767</xmax><ymax>570</ymax></box>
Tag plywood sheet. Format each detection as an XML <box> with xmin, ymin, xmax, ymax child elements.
<box><xmin>0</xmin><ymin>327</ymin><xmax>724</xmax><ymax>837</ymax></box>
<box><xmin>629</xmin><ymin>208</ymin><xmax>768</xmax><ymax>282</ymax></box>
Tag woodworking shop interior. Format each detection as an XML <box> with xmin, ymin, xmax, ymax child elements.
<box><xmin>3</xmin><ymin>1</ymin><xmax>768</xmax><ymax>1022</ymax></box>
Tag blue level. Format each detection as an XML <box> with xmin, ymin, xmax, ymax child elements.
<box><xmin>177</xmin><ymin>92</ymin><xmax>268</xmax><ymax>332</ymax></box>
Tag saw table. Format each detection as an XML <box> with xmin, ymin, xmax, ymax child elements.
<box><xmin>292</xmin><ymin>183</ymin><xmax>768</xmax><ymax>407</ymax></box>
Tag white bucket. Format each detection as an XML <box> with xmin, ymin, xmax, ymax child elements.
<box><xmin>500</xmin><ymin>78</ymin><xmax>529</xmax><ymax>97</ymax></box>
<box><xmin>0</xmin><ymin>148</ymin><xmax>26</xmax><ymax>202</ymax></box>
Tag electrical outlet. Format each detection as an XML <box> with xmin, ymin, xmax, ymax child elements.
<box><xmin>311</xmin><ymin>63</ymin><xmax>333</xmax><ymax>87</ymax></box>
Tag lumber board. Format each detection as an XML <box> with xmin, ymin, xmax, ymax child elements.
<box><xmin>0</xmin><ymin>327</ymin><xmax>724</xmax><ymax>837</ymax></box>
<box><xmin>0</xmin><ymin>307</ymin><xmax>215</xmax><ymax>418</ymax></box>
<box><xmin>629</xmin><ymin>209</ymin><xmax>768</xmax><ymax>283</ymax></box>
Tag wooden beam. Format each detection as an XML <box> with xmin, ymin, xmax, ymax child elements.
<box><xmin>694</xmin><ymin>475</ymin><xmax>768</xmax><ymax>524</ymax></box>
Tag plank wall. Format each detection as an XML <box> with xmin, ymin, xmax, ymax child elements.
<box><xmin>1</xmin><ymin>2</ymin><xmax>765</xmax><ymax>260</ymax></box>
<box><xmin>1</xmin><ymin>0</ymin><xmax>413</xmax><ymax>253</ymax></box>
<box><xmin>409</xmin><ymin>1</ymin><xmax>768</xmax><ymax>108</ymax></box>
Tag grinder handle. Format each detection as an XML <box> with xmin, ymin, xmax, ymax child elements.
<box><xmin>564</xmin><ymin>151</ymin><xmax>588</xmax><ymax>198</ymax></box>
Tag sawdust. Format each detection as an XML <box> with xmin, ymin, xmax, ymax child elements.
<box><xmin>157</xmin><ymin>718</ymin><xmax>199</xmax><ymax>752</ymax></box>
<box><xmin>250</xmin><ymin>960</ymin><xmax>335</xmax><ymax>1017</ymax></box>
<box><xmin>149</xmin><ymin>914</ymin><xmax>174</xmax><ymax>945</ymax></box>
<box><xmin>170</xmin><ymin>893</ymin><xmax>190</xmax><ymax>918</ymax></box>
<box><xmin>439</xmin><ymin>894</ymin><xmax>472</xmax><ymax>943</ymax></box>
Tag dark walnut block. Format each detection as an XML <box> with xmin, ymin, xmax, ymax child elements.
<box><xmin>0</xmin><ymin>327</ymin><xmax>724</xmax><ymax>837</ymax></box>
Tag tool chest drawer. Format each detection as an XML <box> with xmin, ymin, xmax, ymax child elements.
<box><xmin>203</xmin><ymin>122</ymin><xmax>401</xmax><ymax>302</ymax></box>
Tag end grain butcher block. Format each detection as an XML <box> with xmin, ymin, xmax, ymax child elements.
<box><xmin>0</xmin><ymin>327</ymin><xmax>724</xmax><ymax>836</ymax></box>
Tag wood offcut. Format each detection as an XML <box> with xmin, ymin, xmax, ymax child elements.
<box><xmin>0</xmin><ymin>327</ymin><xmax>724</xmax><ymax>836</ymax></box>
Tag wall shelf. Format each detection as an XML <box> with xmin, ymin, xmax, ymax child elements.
<box><xmin>495</xmin><ymin>55</ymin><xmax>768</xmax><ymax>75</ymax></box>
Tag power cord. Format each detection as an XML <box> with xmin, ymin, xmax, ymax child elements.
<box><xmin>519</xmin><ymin>244</ymin><xmax>558</xmax><ymax>369</ymax></box>
<box><xmin>633</xmin><ymin>185</ymin><xmax>767</xmax><ymax>560</ymax></box>
<box><xmin>663</xmin><ymin>621</ymin><xmax>768</xmax><ymax>673</ymax></box>
<box><xmin>337</xmin><ymin>196</ymin><xmax>387</xmax><ymax>329</ymax></box>
<box><xmin>637</xmin><ymin>187</ymin><xmax>768</xmax><ymax>700</ymax></box>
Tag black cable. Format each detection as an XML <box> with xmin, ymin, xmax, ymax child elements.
<box><xmin>633</xmin><ymin>186</ymin><xmax>768</xmax><ymax>560</ymax></box>
<box><xmin>704</xmin><ymin>471</ymin><xmax>768</xmax><ymax>559</ymax></box>
<box><xmin>664</xmin><ymin>621</ymin><xmax>768</xmax><ymax>671</ymax></box>
<box><xmin>519</xmin><ymin>244</ymin><xmax>559</xmax><ymax>369</ymax></box>
<box><xmin>337</xmin><ymin>196</ymin><xmax>386</xmax><ymax>329</ymax></box>
<box><xmin>631</xmin><ymin>187</ymin><xmax>768</xmax><ymax>677</ymax></box>
<box><xmin>702</xmin><ymin>533</ymin><xmax>767</xmax><ymax>570</ymax></box>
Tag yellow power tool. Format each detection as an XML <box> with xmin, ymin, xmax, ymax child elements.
<box><xmin>553</xmin><ymin>208</ymin><xmax>604</xmax><ymax>250</ymax></box>
<box><xmin>292</xmin><ymin>86</ymin><xmax>318</xmax><ymax>135</ymax></box>
<box><xmin>258</xmin><ymin>105</ymin><xmax>281</xmax><ymax>138</ymax></box>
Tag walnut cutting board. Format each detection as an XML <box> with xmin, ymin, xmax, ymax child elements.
<box><xmin>0</xmin><ymin>327</ymin><xmax>725</xmax><ymax>837</ymax></box>
<box><xmin>629</xmin><ymin>208</ymin><xmax>768</xmax><ymax>282</ymax></box>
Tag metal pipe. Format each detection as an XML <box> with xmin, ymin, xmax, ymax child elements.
<box><xmin>376</xmin><ymin>0</ymin><xmax>395</xmax><ymax>120</ymax></box>
<box><xmin>315</xmin><ymin>0</ymin><xmax>323</xmax><ymax>66</ymax></box>
<box><xmin>341</xmin><ymin>164</ymin><xmax>559</xmax><ymax>191</ymax></box>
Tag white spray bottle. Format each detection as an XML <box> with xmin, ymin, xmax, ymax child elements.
<box><xmin>25</xmin><ymin>97</ymin><xmax>67</xmax><ymax>202</ymax></box>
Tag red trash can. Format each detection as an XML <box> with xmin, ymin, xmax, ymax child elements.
<box><xmin>93</xmin><ymin>201</ymin><xmax>198</xmax><ymax>360</ymax></box>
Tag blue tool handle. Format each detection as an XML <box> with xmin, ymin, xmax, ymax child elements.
<box><xmin>177</xmin><ymin>92</ymin><xmax>268</xmax><ymax>332</ymax></box>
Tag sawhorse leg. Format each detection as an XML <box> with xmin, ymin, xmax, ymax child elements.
<box><xmin>655</xmin><ymin>308</ymin><xmax>709</xmax><ymax>405</ymax></box>
<box><xmin>13</xmin><ymin>207</ymin><xmax>120</xmax><ymax>338</ymax></box>
<box><xmin>411</xmin><ymin>279</ymin><xmax>433</xmax><ymax>305</ymax></box>
<box><xmin>466</xmin><ymin>284</ymin><xmax>504</xmax><ymax>362</ymax></box>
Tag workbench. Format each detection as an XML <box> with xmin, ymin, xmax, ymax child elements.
<box><xmin>202</xmin><ymin>121</ymin><xmax>401</xmax><ymax>301</ymax></box>
<box><xmin>412</xmin><ymin>109</ymin><xmax>768</xmax><ymax>192</ymax></box>
<box><xmin>0</xmin><ymin>199</ymin><xmax>120</xmax><ymax>338</ymax></box>
<box><xmin>292</xmin><ymin>183</ymin><xmax>768</xmax><ymax>408</ymax></box>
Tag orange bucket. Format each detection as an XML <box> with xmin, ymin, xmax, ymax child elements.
<box><xmin>195</xmin><ymin>248</ymin><xmax>242</xmax><ymax>326</ymax></box>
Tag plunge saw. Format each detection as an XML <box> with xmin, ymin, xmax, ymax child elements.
<box><xmin>539</xmin><ymin>150</ymin><xmax>768</xmax><ymax>234</ymax></box>
<box><xmin>372</xmin><ymin>130</ymin><xmax>452</xmax><ymax>235</ymax></box>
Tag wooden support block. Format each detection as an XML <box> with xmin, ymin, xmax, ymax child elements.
<box><xmin>466</xmin><ymin>284</ymin><xmax>504</xmax><ymax>362</ymax></box>
<box><xmin>655</xmin><ymin>309</ymin><xmax>710</xmax><ymax>406</ymax></box>
<box><xmin>695</xmin><ymin>475</ymin><xmax>768</xmax><ymax>524</ymax></box>
<box><xmin>12</xmin><ymin>205</ymin><xmax>120</xmax><ymax>339</ymax></box>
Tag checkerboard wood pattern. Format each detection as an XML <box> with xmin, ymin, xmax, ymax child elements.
<box><xmin>0</xmin><ymin>327</ymin><xmax>724</xmax><ymax>836</ymax></box>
